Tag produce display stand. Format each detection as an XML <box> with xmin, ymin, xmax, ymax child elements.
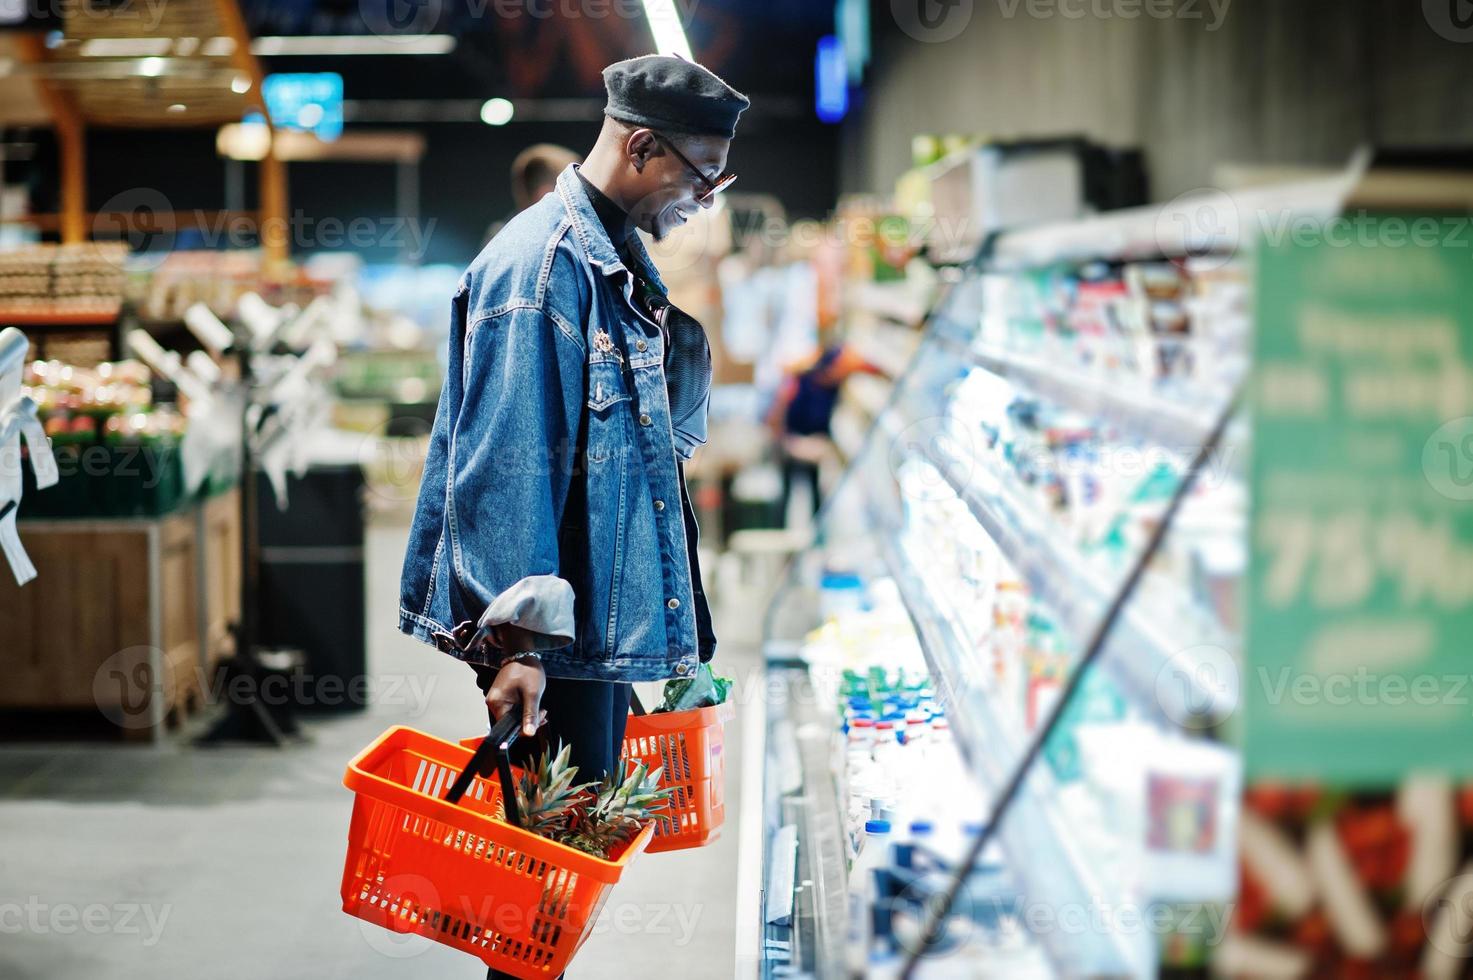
<box><xmin>0</xmin><ymin>0</ymin><xmax>311</xmax><ymax>743</ymax></box>
<box><xmin>0</xmin><ymin>489</ymin><xmax>240</xmax><ymax>743</ymax></box>
<box><xmin>1</xmin><ymin>308</ymin><xmax>125</xmax><ymax>365</ymax></box>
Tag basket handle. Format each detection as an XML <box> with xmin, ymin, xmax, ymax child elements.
<box><xmin>445</xmin><ymin>709</ymin><xmax>522</xmax><ymax>827</ymax></box>
<box><xmin>629</xmin><ymin>688</ymin><xmax>647</xmax><ymax>717</ymax></box>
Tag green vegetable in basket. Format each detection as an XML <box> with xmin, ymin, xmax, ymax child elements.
<box><xmin>654</xmin><ymin>663</ymin><xmax>732</xmax><ymax>713</ymax></box>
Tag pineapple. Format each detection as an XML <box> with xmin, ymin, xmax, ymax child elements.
<box><xmin>507</xmin><ymin>742</ymin><xmax>590</xmax><ymax>840</ymax></box>
<box><xmin>505</xmin><ymin>745</ymin><xmax>674</xmax><ymax>860</ymax></box>
<box><xmin>554</xmin><ymin>760</ymin><xmax>674</xmax><ymax>859</ymax></box>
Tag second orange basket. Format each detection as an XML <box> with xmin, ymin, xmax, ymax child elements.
<box><xmin>621</xmin><ymin>699</ymin><xmax>737</xmax><ymax>853</ymax></box>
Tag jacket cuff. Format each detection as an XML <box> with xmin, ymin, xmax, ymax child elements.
<box><xmin>672</xmin><ymin>430</ymin><xmax>704</xmax><ymax>461</ymax></box>
<box><xmin>670</xmin><ymin>390</ymin><xmax>709</xmax><ymax>462</ymax></box>
<box><xmin>476</xmin><ymin>574</ymin><xmax>575</xmax><ymax>648</ymax></box>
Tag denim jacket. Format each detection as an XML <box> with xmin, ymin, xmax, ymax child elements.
<box><xmin>399</xmin><ymin>165</ymin><xmax>716</xmax><ymax>682</ymax></box>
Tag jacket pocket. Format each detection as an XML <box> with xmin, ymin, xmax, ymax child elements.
<box><xmin>587</xmin><ymin>378</ymin><xmax>629</xmax><ymax>412</ymax></box>
<box><xmin>585</xmin><ymin>360</ymin><xmax>631</xmax><ymax>462</ymax></box>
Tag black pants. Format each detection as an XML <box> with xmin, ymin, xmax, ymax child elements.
<box><xmin>470</xmin><ymin>665</ymin><xmax>631</xmax><ymax>980</ymax></box>
<box><xmin>781</xmin><ymin>455</ymin><xmax>822</xmax><ymax>520</ymax></box>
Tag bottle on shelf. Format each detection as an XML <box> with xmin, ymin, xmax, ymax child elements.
<box><xmin>846</xmin><ymin>818</ymin><xmax>892</xmax><ymax>978</ymax></box>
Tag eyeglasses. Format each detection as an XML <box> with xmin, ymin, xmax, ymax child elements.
<box><xmin>652</xmin><ymin>132</ymin><xmax>736</xmax><ymax>204</ymax></box>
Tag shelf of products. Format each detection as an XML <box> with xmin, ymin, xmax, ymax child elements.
<box><xmin>18</xmin><ymin>357</ymin><xmax>219</xmax><ymax>518</ymax></box>
<box><xmin>938</xmin><ymin>336</ymin><xmax>1215</xmax><ymax>450</ymax></box>
<box><xmin>845</xmin><ymin>320</ymin><xmax>923</xmax><ymax>380</ymax></box>
<box><xmin>985</xmin><ymin>174</ymin><xmax>1353</xmax><ymax>273</ymax></box>
<box><xmin>847</xmin><ymin>281</ymin><xmax>930</xmax><ymax>329</ymax></box>
<box><xmin>754</xmin><ymin>177</ymin><xmax>1365</xmax><ymax>979</ymax></box>
<box><xmin>0</xmin><ymin>243</ymin><xmax>129</xmax><ymax>319</ymax></box>
<box><xmin>879</xmin><ymin>537</ymin><xmax>1134</xmax><ymax>975</ymax></box>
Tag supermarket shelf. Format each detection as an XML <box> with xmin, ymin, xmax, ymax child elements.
<box><xmin>761</xmin><ymin>665</ymin><xmax>848</xmax><ymax>980</ymax></box>
<box><xmin>988</xmin><ymin>172</ymin><xmax>1355</xmax><ymax>271</ymax></box>
<box><xmin>920</xmin><ymin>438</ymin><xmax>1237</xmax><ymax>726</ymax></box>
<box><xmin>938</xmin><ymin>333</ymin><xmax>1221</xmax><ymax>449</ymax></box>
<box><xmin>830</xmin><ymin>406</ymin><xmax>867</xmax><ymax>465</ymax></box>
<box><xmin>848</xmin><ymin>280</ymin><xmax>928</xmax><ymax>325</ymax></box>
<box><xmin>0</xmin><ymin>307</ymin><xmax>122</xmax><ymax>327</ymax></box>
<box><xmin>880</xmin><ymin>536</ymin><xmax>1138</xmax><ymax>978</ymax></box>
<box><xmin>847</xmin><ymin>320</ymin><xmax>920</xmax><ymax>379</ymax></box>
<box><xmin>841</xmin><ymin>372</ymin><xmax>893</xmax><ymax>423</ymax></box>
<box><xmin>831</xmin><ymin>382</ymin><xmax>904</xmax><ymax>467</ymax></box>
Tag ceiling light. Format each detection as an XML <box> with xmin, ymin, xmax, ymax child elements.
<box><xmin>80</xmin><ymin>38</ymin><xmax>172</xmax><ymax>57</ymax></box>
<box><xmin>250</xmin><ymin>35</ymin><xmax>456</xmax><ymax>57</ymax></box>
<box><xmin>641</xmin><ymin>0</ymin><xmax>693</xmax><ymax>61</ymax></box>
<box><xmin>216</xmin><ymin>121</ymin><xmax>273</xmax><ymax>161</ymax></box>
<box><xmin>168</xmin><ymin>103</ymin><xmax>187</xmax><ymax>113</ymax></box>
<box><xmin>202</xmin><ymin>37</ymin><xmax>237</xmax><ymax>57</ymax></box>
<box><xmin>480</xmin><ymin>98</ymin><xmax>514</xmax><ymax>126</ymax></box>
<box><xmin>231</xmin><ymin>74</ymin><xmax>251</xmax><ymax>94</ymax></box>
<box><xmin>174</xmin><ymin>37</ymin><xmax>200</xmax><ymax>56</ymax></box>
<box><xmin>139</xmin><ymin>57</ymin><xmax>165</xmax><ymax>78</ymax></box>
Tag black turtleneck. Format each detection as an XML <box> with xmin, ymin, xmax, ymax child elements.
<box><xmin>575</xmin><ymin>168</ymin><xmax>632</xmax><ymax>261</ymax></box>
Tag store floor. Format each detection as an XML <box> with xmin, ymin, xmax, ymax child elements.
<box><xmin>0</xmin><ymin>518</ymin><xmax>758</xmax><ymax>980</ymax></box>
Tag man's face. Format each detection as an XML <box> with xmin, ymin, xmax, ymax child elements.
<box><xmin>625</xmin><ymin>131</ymin><xmax>731</xmax><ymax>241</ymax></box>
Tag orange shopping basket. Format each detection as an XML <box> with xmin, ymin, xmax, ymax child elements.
<box><xmin>340</xmin><ymin>717</ymin><xmax>653</xmax><ymax>978</ymax></box>
<box><xmin>621</xmin><ymin>695</ymin><xmax>737</xmax><ymax>853</ymax></box>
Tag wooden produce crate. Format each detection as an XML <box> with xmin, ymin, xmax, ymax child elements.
<box><xmin>0</xmin><ymin>502</ymin><xmax>222</xmax><ymax>741</ymax></box>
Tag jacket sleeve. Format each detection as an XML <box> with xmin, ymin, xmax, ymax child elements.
<box><xmin>446</xmin><ymin>303</ymin><xmax>585</xmax><ymax>648</ymax></box>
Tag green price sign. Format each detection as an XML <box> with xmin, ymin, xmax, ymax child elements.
<box><xmin>1245</xmin><ymin>214</ymin><xmax>1473</xmax><ymax>784</ymax></box>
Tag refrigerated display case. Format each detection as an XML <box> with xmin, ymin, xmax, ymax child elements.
<box><xmin>755</xmin><ymin>174</ymin><xmax>1358</xmax><ymax>979</ymax></box>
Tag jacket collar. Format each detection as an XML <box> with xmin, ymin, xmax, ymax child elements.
<box><xmin>555</xmin><ymin>164</ymin><xmax>667</xmax><ymax>295</ymax></box>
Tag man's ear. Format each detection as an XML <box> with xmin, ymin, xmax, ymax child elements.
<box><xmin>625</xmin><ymin>128</ymin><xmax>659</xmax><ymax>173</ymax></box>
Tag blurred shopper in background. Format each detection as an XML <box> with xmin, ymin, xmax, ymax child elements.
<box><xmin>510</xmin><ymin>143</ymin><xmax>582</xmax><ymax>212</ymax></box>
<box><xmin>484</xmin><ymin>143</ymin><xmax>582</xmax><ymax>244</ymax></box>
<box><xmin>767</xmin><ymin>342</ymin><xmax>879</xmax><ymax>519</ymax></box>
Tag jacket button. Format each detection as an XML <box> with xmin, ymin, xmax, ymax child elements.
<box><xmin>667</xmin><ymin>597</ymin><xmax>680</xmax><ymax>609</ymax></box>
<box><xmin>653</xmin><ymin>499</ymin><xmax>665</xmax><ymax>511</ymax></box>
<box><xmin>675</xmin><ymin>662</ymin><xmax>690</xmax><ymax>675</ymax></box>
<box><xmin>636</xmin><ymin>339</ymin><xmax>648</xmax><ymax>352</ymax></box>
<box><xmin>639</xmin><ymin>413</ymin><xmax>652</xmax><ymax>426</ymax></box>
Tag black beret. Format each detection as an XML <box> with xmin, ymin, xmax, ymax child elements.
<box><xmin>603</xmin><ymin>55</ymin><xmax>750</xmax><ymax>140</ymax></box>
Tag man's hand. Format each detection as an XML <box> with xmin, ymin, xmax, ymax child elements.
<box><xmin>485</xmin><ymin>660</ymin><xmax>548</xmax><ymax>738</ymax></box>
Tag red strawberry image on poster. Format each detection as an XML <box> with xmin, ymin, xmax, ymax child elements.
<box><xmin>1338</xmin><ymin>806</ymin><xmax>1411</xmax><ymax>893</ymax></box>
<box><xmin>1292</xmin><ymin>909</ymin><xmax>1333</xmax><ymax>958</ymax></box>
<box><xmin>1237</xmin><ymin>865</ymin><xmax>1269</xmax><ymax>933</ymax></box>
<box><xmin>1388</xmin><ymin>908</ymin><xmax>1425</xmax><ymax>959</ymax></box>
<box><xmin>1245</xmin><ymin>783</ymin><xmax>1293</xmax><ymax>821</ymax></box>
<box><xmin>1457</xmin><ymin>785</ymin><xmax>1473</xmax><ymax>827</ymax></box>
